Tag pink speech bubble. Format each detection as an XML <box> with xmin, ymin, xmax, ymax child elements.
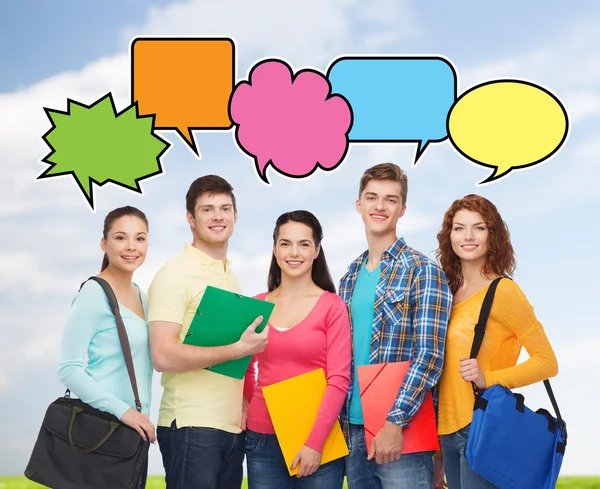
<box><xmin>229</xmin><ymin>59</ymin><xmax>353</xmax><ymax>182</ymax></box>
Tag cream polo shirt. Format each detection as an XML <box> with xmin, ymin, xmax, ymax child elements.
<box><xmin>148</xmin><ymin>243</ymin><xmax>243</xmax><ymax>432</ymax></box>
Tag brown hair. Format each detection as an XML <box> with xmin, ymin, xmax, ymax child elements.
<box><xmin>185</xmin><ymin>175</ymin><xmax>237</xmax><ymax>215</ymax></box>
<box><xmin>101</xmin><ymin>206</ymin><xmax>149</xmax><ymax>272</ymax></box>
<box><xmin>436</xmin><ymin>194</ymin><xmax>516</xmax><ymax>294</ymax></box>
<box><xmin>358</xmin><ymin>162</ymin><xmax>408</xmax><ymax>205</ymax></box>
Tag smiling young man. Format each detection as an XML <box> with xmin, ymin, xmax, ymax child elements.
<box><xmin>339</xmin><ymin>163</ymin><xmax>452</xmax><ymax>489</ymax></box>
<box><xmin>147</xmin><ymin>175</ymin><xmax>269</xmax><ymax>489</ymax></box>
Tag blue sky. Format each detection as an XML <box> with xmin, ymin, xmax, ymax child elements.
<box><xmin>1</xmin><ymin>0</ymin><xmax>599</xmax><ymax>477</ymax></box>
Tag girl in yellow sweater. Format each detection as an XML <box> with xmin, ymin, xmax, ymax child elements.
<box><xmin>434</xmin><ymin>194</ymin><xmax>558</xmax><ymax>489</ymax></box>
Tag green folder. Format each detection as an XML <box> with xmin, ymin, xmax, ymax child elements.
<box><xmin>183</xmin><ymin>286</ymin><xmax>274</xmax><ymax>379</ymax></box>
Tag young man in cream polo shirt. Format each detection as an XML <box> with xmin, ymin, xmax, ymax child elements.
<box><xmin>148</xmin><ymin>175</ymin><xmax>269</xmax><ymax>489</ymax></box>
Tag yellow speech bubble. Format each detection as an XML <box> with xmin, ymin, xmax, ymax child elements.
<box><xmin>447</xmin><ymin>80</ymin><xmax>568</xmax><ymax>183</ymax></box>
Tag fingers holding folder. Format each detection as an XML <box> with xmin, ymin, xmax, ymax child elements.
<box><xmin>263</xmin><ymin>368</ymin><xmax>349</xmax><ymax>477</ymax></box>
<box><xmin>357</xmin><ymin>361</ymin><xmax>440</xmax><ymax>456</ymax></box>
<box><xmin>183</xmin><ymin>286</ymin><xmax>275</xmax><ymax>379</ymax></box>
<box><xmin>239</xmin><ymin>316</ymin><xmax>269</xmax><ymax>356</ymax></box>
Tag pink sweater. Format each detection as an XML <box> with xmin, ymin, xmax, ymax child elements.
<box><xmin>246</xmin><ymin>291</ymin><xmax>352</xmax><ymax>452</ymax></box>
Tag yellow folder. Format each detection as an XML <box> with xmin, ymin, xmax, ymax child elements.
<box><xmin>262</xmin><ymin>368</ymin><xmax>349</xmax><ymax>476</ymax></box>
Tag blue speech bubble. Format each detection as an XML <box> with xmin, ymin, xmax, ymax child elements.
<box><xmin>326</xmin><ymin>56</ymin><xmax>457</xmax><ymax>164</ymax></box>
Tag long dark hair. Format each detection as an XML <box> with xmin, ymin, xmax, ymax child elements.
<box><xmin>101</xmin><ymin>206</ymin><xmax>149</xmax><ymax>272</ymax></box>
<box><xmin>267</xmin><ymin>210</ymin><xmax>336</xmax><ymax>293</ymax></box>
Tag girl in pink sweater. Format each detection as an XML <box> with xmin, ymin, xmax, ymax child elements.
<box><xmin>245</xmin><ymin>210</ymin><xmax>352</xmax><ymax>489</ymax></box>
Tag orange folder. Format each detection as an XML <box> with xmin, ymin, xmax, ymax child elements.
<box><xmin>262</xmin><ymin>368</ymin><xmax>349</xmax><ymax>476</ymax></box>
<box><xmin>357</xmin><ymin>361</ymin><xmax>440</xmax><ymax>454</ymax></box>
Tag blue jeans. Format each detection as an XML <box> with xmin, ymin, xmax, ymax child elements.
<box><xmin>245</xmin><ymin>429</ymin><xmax>345</xmax><ymax>489</ymax></box>
<box><xmin>344</xmin><ymin>424</ymin><xmax>435</xmax><ymax>489</ymax></box>
<box><xmin>440</xmin><ymin>424</ymin><xmax>498</xmax><ymax>489</ymax></box>
<box><xmin>157</xmin><ymin>420</ymin><xmax>245</xmax><ymax>489</ymax></box>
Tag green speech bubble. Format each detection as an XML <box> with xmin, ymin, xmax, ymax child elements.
<box><xmin>37</xmin><ymin>92</ymin><xmax>170</xmax><ymax>210</ymax></box>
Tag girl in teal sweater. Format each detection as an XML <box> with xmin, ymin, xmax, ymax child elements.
<box><xmin>58</xmin><ymin>206</ymin><xmax>155</xmax><ymax>488</ymax></box>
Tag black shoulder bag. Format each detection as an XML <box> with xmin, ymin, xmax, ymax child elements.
<box><xmin>24</xmin><ymin>277</ymin><xmax>150</xmax><ymax>489</ymax></box>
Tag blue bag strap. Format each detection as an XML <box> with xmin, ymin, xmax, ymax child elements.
<box><xmin>468</xmin><ymin>276</ymin><xmax>567</xmax><ymax>447</ymax></box>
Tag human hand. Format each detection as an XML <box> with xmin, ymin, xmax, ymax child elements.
<box><xmin>291</xmin><ymin>445</ymin><xmax>322</xmax><ymax>477</ymax></box>
<box><xmin>237</xmin><ymin>316</ymin><xmax>269</xmax><ymax>356</ymax></box>
<box><xmin>433</xmin><ymin>454</ymin><xmax>447</xmax><ymax>489</ymax></box>
<box><xmin>459</xmin><ymin>358</ymin><xmax>486</xmax><ymax>389</ymax></box>
<box><xmin>368</xmin><ymin>420</ymin><xmax>403</xmax><ymax>464</ymax></box>
<box><xmin>120</xmin><ymin>408</ymin><xmax>156</xmax><ymax>443</ymax></box>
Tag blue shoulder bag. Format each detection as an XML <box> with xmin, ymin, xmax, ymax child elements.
<box><xmin>465</xmin><ymin>277</ymin><xmax>567</xmax><ymax>489</ymax></box>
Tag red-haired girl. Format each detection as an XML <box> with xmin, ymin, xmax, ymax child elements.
<box><xmin>434</xmin><ymin>194</ymin><xmax>558</xmax><ymax>489</ymax></box>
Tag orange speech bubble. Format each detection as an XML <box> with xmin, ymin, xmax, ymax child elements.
<box><xmin>131</xmin><ymin>37</ymin><xmax>235</xmax><ymax>156</ymax></box>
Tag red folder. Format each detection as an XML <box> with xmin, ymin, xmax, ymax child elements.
<box><xmin>357</xmin><ymin>361</ymin><xmax>440</xmax><ymax>454</ymax></box>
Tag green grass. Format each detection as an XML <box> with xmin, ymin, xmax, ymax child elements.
<box><xmin>1</xmin><ymin>476</ymin><xmax>599</xmax><ymax>488</ymax></box>
<box><xmin>557</xmin><ymin>478</ymin><xmax>600</xmax><ymax>489</ymax></box>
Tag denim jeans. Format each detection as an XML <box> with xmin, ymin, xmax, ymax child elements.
<box><xmin>245</xmin><ymin>429</ymin><xmax>345</xmax><ymax>489</ymax></box>
<box><xmin>440</xmin><ymin>424</ymin><xmax>498</xmax><ymax>489</ymax></box>
<box><xmin>157</xmin><ymin>420</ymin><xmax>245</xmax><ymax>489</ymax></box>
<box><xmin>344</xmin><ymin>424</ymin><xmax>435</xmax><ymax>489</ymax></box>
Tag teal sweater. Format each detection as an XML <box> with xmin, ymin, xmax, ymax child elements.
<box><xmin>58</xmin><ymin>279</ymin><xmax>153</xmax><ymax>419</ymax></box>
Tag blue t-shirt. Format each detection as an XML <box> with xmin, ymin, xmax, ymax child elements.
<box><xmin>348</xmin><ymin>260</ymin><xmax>381</xmax><ymax>424</ymax></box>
<box><xmin>58</xmin><ymin>279</ymin><xmax>153</xmax><ymax>419</ymax></box>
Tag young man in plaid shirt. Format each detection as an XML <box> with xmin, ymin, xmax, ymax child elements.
<box><xmin>339</xmin><ymin>163</ymin><xmax>452</xmax><ymax>489</ymax></box>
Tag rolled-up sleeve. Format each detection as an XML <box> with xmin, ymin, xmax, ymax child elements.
<box><xmin>386</xmin><ymin>264</ymin><xmax>452</xmax><ymax>426</ymax></box>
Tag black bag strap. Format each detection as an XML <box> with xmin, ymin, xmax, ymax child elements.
<box><xmin>469</xmin><ymin>277</ymin><xmax>504</xmax><ymax>359</ymax></box>
<box><xmin>67</xmin><ymin>277</ymin><xmax>142</xmax><ymax>412</ymax></box>
<box><xmin>469</xmin><ymin>277</ymin><xmax>566</xmax><ymax>433</ymax></box>
<box><xmin>543</xmin><ymin>379</ymin><xmax>564</xmax><ymax>426</ymax></box>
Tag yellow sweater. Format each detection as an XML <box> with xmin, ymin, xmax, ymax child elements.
<box><xmin>437</xmin><ymin>278</ymin><xmax>558</xmax><ymax>436</ymax></box>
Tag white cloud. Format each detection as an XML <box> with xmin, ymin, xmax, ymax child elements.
<box><xmin>563</xmin><ymin>91</ymin><xmax>600</xmax><ymax>121</ymax></box>
<box><xmin>459</xmin><ymin>27</ymin><xmax>600</xmax><ymax>125</ymax></box>
<box><xmin>122</xmin><ymin>0</ymin><xmax>418</xmax><ymax>69</ymax></box>
<box><xmin>0</xmin><ymin>302</ymin><xmax>68</xmax><ymax>385</ymax></box>
<box><xmin>459</xmin><ymin>49</ymin><xmax>552</xmax><ymax>91</ymax></box>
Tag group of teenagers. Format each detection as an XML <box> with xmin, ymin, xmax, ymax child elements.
<box><xmin>57</xmin><ymin>162</ymin><xmax>559</xmax><ymax>489</ymax></box>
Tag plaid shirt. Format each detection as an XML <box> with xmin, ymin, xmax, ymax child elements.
<box><xmin>338</xmin><ymin>237</ymin><xmax>451</xmax><ymax>438</ymax></box>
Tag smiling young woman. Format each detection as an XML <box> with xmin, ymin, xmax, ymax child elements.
<box><xmin>434</xmin><ymin>195</ymin><xmax>558</xmax><ymax>489</ymax></box>
<box><xmin>57</xmin><ymin>206</ymin><xmax>155</xmax><ymax>489</ymax></box>
<box><xmin>244</xmin><ymin>210</ymin><xmax>352</xmax><ymax>489</ymax></box>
